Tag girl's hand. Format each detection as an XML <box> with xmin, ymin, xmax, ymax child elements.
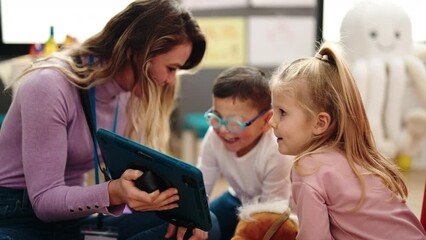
<box><xmin>108</xmin><ymin>169</ymin><xmax>179</xmax><ymax>211</ymax></box>
<box><xmin>165</xmin><ymin>224</ymin><xmax>208</xmax><ymax>240</ymax></box>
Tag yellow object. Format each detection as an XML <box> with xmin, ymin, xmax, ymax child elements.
<box><xmin>62</xmin><ymin>35</ymin><xmax>78</xmax><ymax>49</ymax></box>
<box><xmin>395</xmin><ymin>153</ymin><xmax>412</xmax><ymax>172</ymax></box>
<box><xmin>43</xmin><ymin>26</ymin><xmax>59</xmax><ymax>56</ymax></box>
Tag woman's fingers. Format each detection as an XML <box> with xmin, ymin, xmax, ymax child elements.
<box><xmin>189</xmin><ymin>228</ymin><xmax>208</xmax><ymax>240</ymax></box>
<box><xmin>165</xmin><ymin>225</ymin><xmax>207</xmax><ymax>240</ymax></box>
<box><xmin>118</xmin><ymin>169</ymin><xmax>181</xmax><ymax>211</ymax></box>
<box><xmin>176</xmin><ymin>227</ymin><xmax>187</xmax><ymax>240</ymax></box>
<box><xmin>152</xmin><ymin>188</ymin><xmax>179</xmax><ymax>203</ymax></box>
<box><xmin>165</xmin><ymin>224</ymin><xmax>177</xmax><ymax>238</ymax></box>
<box><xmin>128</xmin><ymin>188</ymin><xmax>179</xmax><ymax>211</ymax></box>
<box><xmin>122</xmin><ymin>168</ymin><xmax>143</xmax><ymax>181</ymax></box>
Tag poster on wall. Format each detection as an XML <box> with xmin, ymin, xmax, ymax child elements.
<box><xmin>248</xmin><ymin>16</ymin><xmax>316</xmax><ymax>67</ymax></box>
<box><xmin>182</xmin><ymin>0</ymin><xmax>248</xmax><ymax>10</ymax></box>
<box><xmin>196</xmin><ymin>17</ymin><xmax>246</xmax><ymax>68</ymax></box>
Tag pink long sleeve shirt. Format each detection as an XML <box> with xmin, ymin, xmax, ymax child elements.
<box><xmin>0</xmin><ymin>63</ymin><xmax>130</xmax><ymax>222</ymax></box>
<box><xmin>292</xmin><ymin>148</ymin><xmax>426</xmax><ymax>240</ymax></box>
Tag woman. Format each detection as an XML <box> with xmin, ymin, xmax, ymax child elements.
<box><xmin>0</xmin><ymin>0</ymin><xmax>217</xmax><ymax>239</ymax></box>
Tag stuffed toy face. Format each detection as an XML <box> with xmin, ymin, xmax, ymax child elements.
<box><xmin>340</xmin><ymin>0</ymin><xmax>412</xmax><ymax>60</ymax></box>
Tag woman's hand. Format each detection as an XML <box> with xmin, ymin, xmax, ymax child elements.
<box><xmin>165</xmin><ymin>224</ymin><xmax>208</xmax><ymax>240</ymax></box>
<box><xmin>108</xmin><ymin>169</ymin><xmax>179</xmax><ymax>211</ymax></box>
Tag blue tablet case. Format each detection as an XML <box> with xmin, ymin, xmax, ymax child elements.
<box><xmin>96</xmin><ymin>128</ymin><xmax>212</xmax><ymax>231</ymax></box>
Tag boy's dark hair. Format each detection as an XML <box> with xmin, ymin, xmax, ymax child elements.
<box><xmin>212</xmin><ymin>66</ymin><xmax>270</xmax><ymax>111</ymax></box>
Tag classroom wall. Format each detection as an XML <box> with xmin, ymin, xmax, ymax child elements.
<box><xmin>175</xmin><ymin>2</ymin><xmax>318</xmax><ymax>133</ymax></box>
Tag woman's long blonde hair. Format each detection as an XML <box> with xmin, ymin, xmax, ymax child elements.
<box><xmin>14</xmin><ymin>0</ymin><xmax>206</xmax><ymax>152</ymax></box>
<box><xmin>270</xmin><ymin>42</ymin><xmax>407</xmax><ymax>210</ymax></box>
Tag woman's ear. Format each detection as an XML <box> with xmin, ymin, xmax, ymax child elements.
<box><xmin>313</xmin><ymin>112</ymin><xmax>330</xmax><ymax>135</ymax></box>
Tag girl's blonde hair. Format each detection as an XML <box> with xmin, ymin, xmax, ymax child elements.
<box><xmin>14</xmin><ymin>0</ymin><xmax>206</xmax><ymax>152</ymax></box>
<box><xmin>270</xmin><ymin>41</ymin><xmax>407</xmax><ymax>210</ymax></box>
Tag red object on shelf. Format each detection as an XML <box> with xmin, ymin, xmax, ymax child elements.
<box><xmin>29</xmin><ymin>43</ymin><xmax>43</xmax><ymax>57</ymax></box>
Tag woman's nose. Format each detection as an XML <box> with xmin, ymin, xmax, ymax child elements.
<box><xmin>166</xmin><ymin>74</ymin><xmax>176</xmax><ymax>85</ymax></box>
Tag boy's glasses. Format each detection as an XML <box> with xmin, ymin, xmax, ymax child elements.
<box><xmin>204</xmin><ymin>107</ymin><xmax>268</xmax><ymax>134</ymax></box>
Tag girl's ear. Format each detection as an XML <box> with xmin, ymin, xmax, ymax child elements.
<box><xmin>313</xmin><ymin>112</ymin><xmax>331</xmax><ymax>135</ymax></box>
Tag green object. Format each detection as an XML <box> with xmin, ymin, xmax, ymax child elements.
<box><xmin>184</xmin><ymin>113</ymin><xmax>209</xmax><ymax>138</ymax></box>
<box><xmin>0</xmin><ymin>114</ymin><xmax>5</xmax><ymax>127</ymax></box>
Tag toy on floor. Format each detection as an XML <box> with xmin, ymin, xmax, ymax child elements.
<box><xmin>340</xmin><ymin>0</ymin><xmax>426</xmax><ymax>162</ymax></box>
<box><xmin>232</xmin><ymin>200</ymin><xmax>298</xmax><ymax>240</ymax></box>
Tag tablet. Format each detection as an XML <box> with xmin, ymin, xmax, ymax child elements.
<box><xmin>96</xmin><ymin>128</ymin><xmax>212</xmax><ymax>231</ymax></box>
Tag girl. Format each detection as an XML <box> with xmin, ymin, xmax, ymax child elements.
<box><xmin>268</xmin><ymin>42</ymin><xmax>426</xmax><ymax>239</ymax></box>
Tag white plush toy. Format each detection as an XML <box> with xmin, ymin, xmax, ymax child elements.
<box><xmin>340</xmin><ymin>0</ymin><xmax>426</xmax><ymax>168</ymax></box>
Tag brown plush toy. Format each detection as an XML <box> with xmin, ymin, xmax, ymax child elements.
<box><xmin>232</xmin><ymin>200</ymin><xmax>298</xmax><ymax>240</ymax></box>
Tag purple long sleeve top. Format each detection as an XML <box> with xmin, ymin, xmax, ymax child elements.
<box><xmin>0</xmin><ymin>62</ymin><xmax>130</xmax><ymax>222</ymax></box>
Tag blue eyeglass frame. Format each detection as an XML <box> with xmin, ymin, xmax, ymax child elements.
<box><xmin>203</xmin><ymin>107</ymin><xmax>269</xmax><ymax>133</ymax></box>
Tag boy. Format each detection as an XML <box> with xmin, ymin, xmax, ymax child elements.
<box><xmin>197</xmin><ymin>66</ymin><xmax>293</xmax><ymax>240</ymax></box>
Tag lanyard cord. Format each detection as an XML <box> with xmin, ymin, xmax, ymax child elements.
<box><xmin>89</xmin><ymin>87</ymin><xmax>101</xmax><ymax>184</ymax></box>
<box><xmin>112</xmin><ymin>97</ymin><xmax>120</xmax><ymax>133</ymax></box>
<box><xmin>77</xmin><ymin>55</ymin><xmax>119</xmax><ymax>231</ymax></box>
<box><xmin>86</xmin><ymin>56</ymin><xmax>119</xmax><ymax>184</ymax></box>
<box><xmin>90</xmin><ymin>88</ymin><xmax>119</xmax><ymax>231</ymax></box>
<box><xmin>89</xmin><ymin>87</ymin><xmax>119</xmax><ymax>184</ymax></box>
